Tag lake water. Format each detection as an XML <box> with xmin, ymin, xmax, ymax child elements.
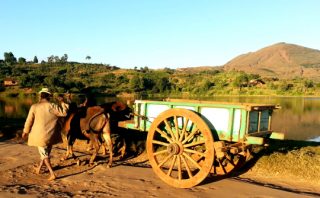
<box><xmin>1</xmin><ymin>95</ymin><xmax>319</xmax><ymax>142</ymax></box>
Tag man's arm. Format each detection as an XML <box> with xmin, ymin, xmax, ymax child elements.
<box><xmin>50</xmin><ymin>100</ymin><xmax>69</xmax><ymax>117</ymax></box>
<box><xmin>22</xmin><ymin>105</ymin><xmax>35</xmax><ymax>139</ymax></box>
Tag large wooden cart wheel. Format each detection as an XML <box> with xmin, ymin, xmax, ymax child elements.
<box><xmin>147</xmin><ymin>108</ymin><xmax>214</xmax><ymax>188</ymax></box>
<box><xmin>211</xmin><ymin>150</ymin><xmax>246</xmax><ymax>175</ymax></box>
<box><xmin>211</xmin><ymin>145</ymin><xmax>252</xmax><ymax>175</ymax></box>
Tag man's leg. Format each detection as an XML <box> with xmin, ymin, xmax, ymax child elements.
<box><xmin>38</xmin><ymin>146</ymin><xmax>56</xmax><ymax>180</ymax></box>
<box><xmin>43</xmin><ymin>158</ymin><xmax>56</xmax><ymax>181</ymax></box>
<box><xmin>35</xmin><ymin>159</ymin><xmax>44</xmax><ymax>174</ymax></box>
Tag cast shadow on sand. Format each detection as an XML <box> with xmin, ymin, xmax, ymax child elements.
<box><xmin>78</xmin><ymin>127</ymin><xmax>319</xmax><ymax>196</ymax></box>
<box><xmin>200</xmin><ymin>139</ymin><xmax>320</xmax><ymax>196</ymax></box>
<box><xmin>52</xmin><ymin>146</ymin><xmax>126</xmax><ymax>180</ymax></box>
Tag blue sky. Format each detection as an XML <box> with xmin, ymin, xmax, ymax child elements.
<box><xmin>1</xmin><ymin>0</ymin><xmax>319</xmax><ymax>69</ymax></box>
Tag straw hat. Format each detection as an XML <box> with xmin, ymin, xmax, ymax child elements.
<box><xmin>38</xmin><ymin>87</ymin><xmax>52</xmax><ymax>95</ymax></box>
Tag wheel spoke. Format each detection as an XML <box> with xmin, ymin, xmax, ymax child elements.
<box><xmin>183</xmin><ymin>148</ymin><xmax>206</xmax><ymax>157</ymax></box>
<box><xmin>174</xmin><ymin>116</ymin><xmax>179</xmax><ymax>140</ymax></box>
<box><xmin>164</xmin><ymin>119</ymin><xmax>176</xmax><ymax>141</ymax></box>
<box><xmin>177</xmin><ymin>155</ymin><xmax>182</xmax><ymax>180</ymax></box>
<box><xmin>153</xmin><ymin>149</ymin><xmax>168</xmax><ymax>156</ymax></box>
<box><xmin>181</xmin><ymin>155</ymin><xmax>193</xmax><ymax>178</ymax></box>
<box><xmin>182</xmin><ymin>127</ymin><xmax>199</xmax><ymax>144</ymax></box>
<box><xmin>213</xmin><ymin>165</ymin><xmax>217</xmax><ymax>174</ymax></box>
<box><xmin>167</xmin><ymin>155</ymin><xmax>177</xmax><ymax>176</ymax></box>
<box><xmin>225</xmin><ymin>155</ymin><xmax>236</xmax><ymax>167</ymax></box>
<box><xmin>212</xmin><ymin>155</ymin><xmax>217</xmax><ymax>174</ymax></box>
<box><xmin>179</xmin><ymin>118</ymin><xmax>189</xmax><ymax>142</ymax></box>
<box><xmin>158</xmin><ymin>154</ymin><xmax>173</xmax><ymax>168</ymax></box>
<box><xmin>218</xmin><ymin>158</ymin><xmax>227</xmax><ymax>174</ymax></box>
<box><xmin>155</xmin><ymin>127</ymin><xmax>173</xmax><ymax>143</ymax></box>
<box><xmin>152</xmin><ymin>140</ymin><xmax>169</xmax><ymax>147</ymax></box>
<box><xmin>183</xmin><ymin>140</ymin><xmax>205</xmax><ymax>148</ymax></box>
<box><xmin>183</xmin><ymin>153</ymin><xmax>202</xmax><ymax>170</ymax></box>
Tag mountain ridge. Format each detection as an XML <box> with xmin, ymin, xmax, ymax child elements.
<box><xmin>222</xmin><ymin>42</ymin><xmax>320</xmax><ymax>79</ymax></box>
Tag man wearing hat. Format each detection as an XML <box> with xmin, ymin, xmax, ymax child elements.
<box><xmin>22</xmin><ymin>88</ymin><xmax>69</xmax><ymax>181</ymax></box>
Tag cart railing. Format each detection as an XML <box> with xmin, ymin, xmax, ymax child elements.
<box><xmin>121</xmin><ymin>99</ymin><xmax>282</xmax><ymax>144</ymax></box>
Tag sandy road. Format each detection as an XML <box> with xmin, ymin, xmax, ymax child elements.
<box><xmin>0</xmin><ymin>142</ymin><xmax>318</xmax><ymax>198</ymax></box>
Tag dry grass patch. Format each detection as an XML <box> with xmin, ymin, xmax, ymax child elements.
<box><xmin>246</xmin><ymin>140</ymin><xmax>320</xmax><ymax>186</ymax></box>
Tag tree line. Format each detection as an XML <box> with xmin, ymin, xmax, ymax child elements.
<box><xmin>1</xmin><ymin>51</ymin><xmax>320</xmax><ymax>97</ymax></box>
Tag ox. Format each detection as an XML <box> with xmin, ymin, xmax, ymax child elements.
<box><xmin>61</xmin><ymin>101</ymin><xmax>131</xmax><ymax>167</ymax></box>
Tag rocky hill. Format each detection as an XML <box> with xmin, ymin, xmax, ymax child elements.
<box><xmin>223</xmin><ymin>42</ymin><xmax>320</xmax><ymax>80</ymax></box>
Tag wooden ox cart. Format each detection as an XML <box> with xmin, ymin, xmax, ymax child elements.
<box><xmin>119</xmin><ymin>99</ymin><xmax>284</xmax><ymax>188</ymax></box>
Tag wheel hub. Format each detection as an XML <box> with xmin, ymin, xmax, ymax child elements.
<box><xmin>167</xmin><ymin>143</ymin><xmax>180</xmax><ymax>155</ymax></box>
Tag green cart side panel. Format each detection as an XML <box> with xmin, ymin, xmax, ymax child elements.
<box><xmin>239</xmin><ymin>110</ymin><xmax>248</xmax><ymax>141</ymax></box>
<box><xmin>232</xmin><ymin>109</ymin><xmax>241</xmax><ymax>140</ymax></box>
<box><xmin>232</xmin><ymin>109</ymin><xmax>247</xmax><ymax>142</ymax></box>
<box><xmin>134</xmin><ymin>101</ymin><xmax>248</xmax><ymax>141</ymax></box>
<box><xmin>144</xmin><ymin>104</ymin><xmax>169</xmax><ymax>131</ymax></box>
<box><xmin>131</xmin><ymin>100</ymin><xmax>276</xmax><ymax>143</ymax></box>
<box><xmin>199</xmin><ymin>107</ymin><xmax>247</xmax><ymax>141</ymax></box>
<box><xmin>141</xmin><ymin>104</ymin><xmax>197</xmax><ymax>132</ymax></box>
<box><xmin>199</xmin><ymin>107</ymin><xmax>231</xmax><ymax>140</ymax></box>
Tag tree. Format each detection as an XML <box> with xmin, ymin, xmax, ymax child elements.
<box><xmin>44</xmin><ymin>75</ymin><xmax>66</xmax><ymax>91</ymax></box>
<box><xmin>304</xmin><ymin>80</ymin><xmax>314</xmax><ymax>88</ymax></box>
<box><xmin>103</xmin><ymin>73</ymin><xmax>116</xmax><ymax>82</ymax></box>
<box><xmin>116</xmin><ymin>75</ymin><xmax>129</xmax><ymax>84</ymax></box>
<box><xmin>279</xmin><ymin>81</ymin><xmax>293</xmax><ymax>92</ymax></box>
<box><xmin>54</xmin><ymin>56</ymin><xmax>60</xmax><ymax>63</ymax></box>
<box><xmin>4</xmin><ymin>52</ymin><xmax>17</xmax><ymax>65</ymax></box>
<box><xmin>130</xmin><ymin>75</ymin><xmax>143</xmax><ymax>91</ymax></box>
<box><xmin>233</xmin><ymin>73</ymin><xmax>249</xmax><ymax>90</ymax></box>
<box><xmin>47</xmin><ymin>55</ymin><xmax>61</xmax><ymax>65</ymax></box>
<box><xmin>140</xmin><ymin>66</ymin><xmax>149</xmax><ymax>73</ymax></box>
<box><xmin>202</xmin><ymin>79</ymin><xmax>214</xmax><ymax>91</ymax></box>
<box><xmin>164</xmin><ymin>67</ymin><xmax>174</xmax><ymax>74</ymax></box>
<box><xmin>155</xmin><ymin>77</ymin><xmax>171</xmax><ymax>92</ymax></box>
<box><xmin>18</xmin><ymin>57</ymin><xmax>26</xmax><ymax>64</ymax></box>
<box><xmin>141</xmin><ymin>76</ymin><xmax>155</xmax><ymax>90</ymax></box>
<box><xmin>61</xmin><ymin>54</ymin><xmax>68</xmax><ymax>63</ymax></box>
<box><xmin>86</xmin><ymin>56</ymin><xmax>91</xmax><ymax>61</ymax></box>
<box><xmin>19</xmin><ymin>73</ymin><xmax>44</xmax><ymax>88</ymax></box>
<box><xmin>47</xmin><ymin>55</ymin><xmax>54</xmax><ymax>63</ymax></box>
<box><xmin>33</xmin><ymin>56</ymin><xmax>38</xmax><ymax>63</ymax></box>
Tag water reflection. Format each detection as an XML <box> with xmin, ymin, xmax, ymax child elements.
<box><xmin>309</xmin><ymin>136</ymin><xmax>320</xmax><ymax>142</ymax></box>
<box><xmin>0</xmin><ymin>97</ymin><xmax>34</xmax><ymax>118</ymax></box>
<box><xmin>1</xmin><ymin>95</ymin><xmax>319</xmax><ymax>141</ymax></box>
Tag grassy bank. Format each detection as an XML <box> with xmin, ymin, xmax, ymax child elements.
<box><xmin>241</xmin><ymin>140</ymin><xmax>320</xmax><ymax>187</ymax></box>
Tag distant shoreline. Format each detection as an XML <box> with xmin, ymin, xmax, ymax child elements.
<box><xmin>1</xmin><ymin>90</ymin><xmax>320</xmax><ymax>99</ymax></box>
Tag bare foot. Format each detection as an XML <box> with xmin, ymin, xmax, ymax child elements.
<box><xmin>48</xmin><ymin>174</ymin><xmax>56</xmax><ymax>181</ymax></box>
<box><xmin>60</xmin><ymin>156</ymin><xmax>67</xmax><ymax>161</ymax></box>
<box><xmin>33</xmin><ymin>165</ymin><xmax>41</xmax><ymax>174</ymax></box>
